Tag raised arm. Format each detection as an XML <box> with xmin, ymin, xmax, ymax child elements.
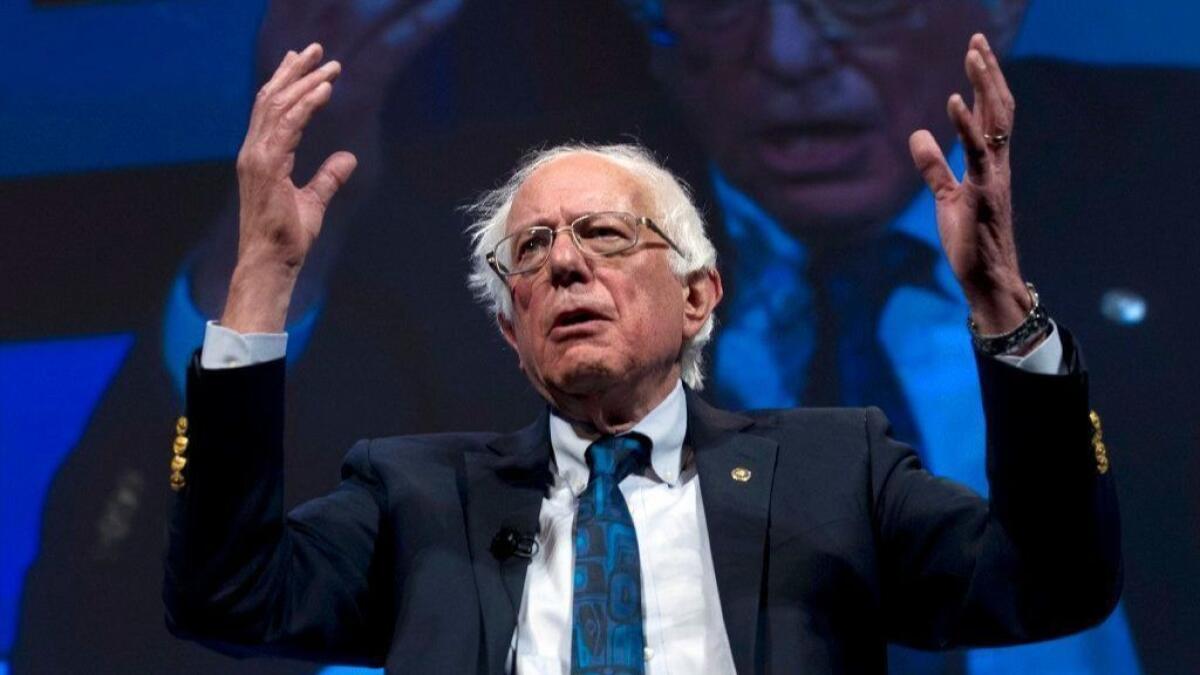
<box><xmin>163</xmin><ymin>40</ymin><xmax>420</xmax><ymax>662</ymax></box>
<box><xmin>188</xmin><ymin>0</ymin><xmax>463</xmax><ymax>328</ymax></box>
<box><xmin>216</xmin><ymin>42</ymin><xmax>356</xmax><ymax>333</ymax></box>
<box><xmin>877</xmin><ymin>33</ymin><xmax>1121</xmax><ymax>647</ymax></box>
<box><xmin>871</xmin><ymin>337</ymin><xmax>1121</xmax><ymax>649</ymax></box>
<box><xmin>909</xmin><ymin>33</ymin><xmax>1039</xmax><ymax>344</ymax></box>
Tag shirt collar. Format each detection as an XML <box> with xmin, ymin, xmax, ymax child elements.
<box><xmin>548</xmin><ymin>380</ymin><xmax>688</xmax><ymax>494</ymax></box>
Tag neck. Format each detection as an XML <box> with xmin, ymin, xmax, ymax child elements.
<box><xmin>545</xmin><ymin>367</ymin><xmax>680</xmax><ymax>435</ymax></box>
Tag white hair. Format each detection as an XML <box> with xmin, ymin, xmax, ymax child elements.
<box><xmin>465</xmin><ymin>143</ymin><xmax>719</xmax><ymax>389</ymax></box>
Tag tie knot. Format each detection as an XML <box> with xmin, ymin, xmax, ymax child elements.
<box><xmin>585</xmin><ymin>434</ymin><xmax>651</xmax><ymax>482</ymax></box>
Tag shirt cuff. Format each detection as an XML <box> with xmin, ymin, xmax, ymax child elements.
<box><xmin>163</xmin><ymin>264</ymin><xmax>323</xmax><ymax>395</ymax></box>
<box><xmin>200</xmin><ymin>320</ymin><xmax>288</xmax><ymax>369</ymax></box>
<box><xmin>994</xmin><ymin>320</ymin><xmax>1064</xmax><ymax>375</ymax></box>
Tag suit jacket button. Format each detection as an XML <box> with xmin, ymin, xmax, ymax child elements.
<box><xmin>730</xmin><ymin>466</ymin><xmax>752</xmax><ymax>482</ymax></box>
<box><xmin>176</xmin><ymin>416</ymin><xmax>188</xmax><ymax>435</ymax></box>
<box><xmin>1094</xmin><ymin>440</ymin><xmax>1110</xmax><ymax>474</ymax></box>
<box><xmin>1089</xmin><ymin>410</ymin><xmax>1108</xmax><ymax>474</ymax></box>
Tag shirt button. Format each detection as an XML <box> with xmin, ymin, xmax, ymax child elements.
<box><xmin>643</xmin><ymin>647</ymin><xmax>654</xmax><ymax>661</ymax></box>
<box><xmin>572</xmin><ymin>479</ymin><xmax>586</xmax><ymax>494</ymax></box>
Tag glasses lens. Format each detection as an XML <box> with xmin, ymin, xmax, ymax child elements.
<box><xmin>499</xmin><ymin>227</ymin><xmax>554</xmax><ymax>273</ymax></box>
<box><xmin>574</xmin><ymin>213</ymin><xmax>638</xmax><ymax>256</ymax></box>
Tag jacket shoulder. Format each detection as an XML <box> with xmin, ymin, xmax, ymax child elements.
<box><xmin>742</xmin><ymin>405</ymin><xmax>873</xmax><ymax>436</ymax></box>
<box><xmin>737</xmin><ymin>405</ymin><xmax>880</xmax><ymax>468</ymax></box>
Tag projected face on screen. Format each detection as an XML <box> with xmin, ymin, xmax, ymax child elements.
<box><xmin>653</xmin><ymin>0</ymin><xmax>1026</xmax><ymax>241</ymax></box>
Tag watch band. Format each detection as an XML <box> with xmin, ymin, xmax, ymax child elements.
<box><xmin>968</xmin><ymin>282</ymin><xmax>1051</xmax><ymax>356</ymax></box>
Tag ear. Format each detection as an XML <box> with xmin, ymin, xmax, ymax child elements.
<box><xmin>681</xmin><ymin>267</ymin><xmax>723</xmax><ymax>341</ymax></box>
<box><xmin>497</xmin><ymin>312</ymin><xmax>522</xmax><ymax>364</ymax></box>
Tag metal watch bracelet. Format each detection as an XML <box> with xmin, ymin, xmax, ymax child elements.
<box><xmin>968</xmin><ymin>282</ymin><xmax>1051</xmax><ymax>356</ymax></box>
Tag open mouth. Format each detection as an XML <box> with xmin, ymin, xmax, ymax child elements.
<box><xmin>551</xmin><ymin>308</ymin><xmax>608</xmax><ymax>335</ymax></box>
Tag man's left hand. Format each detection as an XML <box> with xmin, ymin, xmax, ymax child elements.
<box><xmin>909</xmin><ymin>33</ymin><xmax>1031</xmax><ymax>335</ymax></box>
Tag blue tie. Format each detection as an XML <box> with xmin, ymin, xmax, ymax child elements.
<box><xmin>571</xmin><ymin>434</ymin><xmax>651</xmax><ymax>674</ymax></box>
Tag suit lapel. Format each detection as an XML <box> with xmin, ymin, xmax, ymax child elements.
<box><xmin>464</xmin><ymin>410</ymin><xmax>552</xmax><ymax>675</ymax></box>
<box><xmin>687</xmin><ymin>389</ymin><xmax>778</xmax><ymax>675</ymax></box>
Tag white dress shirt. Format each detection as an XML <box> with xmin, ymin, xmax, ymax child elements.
<box><xmin>513</xmin><ymin>380</ymin><xmax>737</xmax><ymax>674</ymax></box>
<box><xmin>199</xmin><ymin>320</ymin><xmax>1063</xmax><ymax>674</ymax></box>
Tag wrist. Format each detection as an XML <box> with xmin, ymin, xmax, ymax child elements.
<box><xmin>968</xmin><ymin>282</ymin><xmax>1052</xmax><ymax>357</ymax></box>
<box><xmin>965</xmin><ymin>277</ymin><xmax>1031</xmax><ymax>334</ymax></box>
<box><xmin>220</xmin><ymin>259</ymin><xmax>300</xmax><ymax>333</ymax></box>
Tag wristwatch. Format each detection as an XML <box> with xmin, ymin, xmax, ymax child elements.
<box><xmin>967</xmin><ymin>282</ymin><xmax>1051</xmax><ymax>356</ymax></box>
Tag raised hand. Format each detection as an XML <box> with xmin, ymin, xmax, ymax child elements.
<box><xmin>193</xmin><ymin>0</ymin><xmax>464</xmax><ymax>326</ymax></box>
<box><xmin>222</xmin><ymin>44</ymin><xmax>357</xmax><ymax>334</ymax></box>
<box><xmin>909</xmin><ymin>33</ymin><xmax>1030</xmax><ymax>336</ymax></box>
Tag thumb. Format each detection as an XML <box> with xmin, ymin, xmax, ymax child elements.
<box><xmin>909</xmin><ymin>130</ymin><xmax>957</xmax><ymax>200</ymax></box>
<box><xmin>304</xmin><ymin>150</ymin><xmax>358</xmax><ymax>210</ymax></box>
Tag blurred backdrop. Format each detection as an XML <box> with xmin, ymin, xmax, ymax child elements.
<box><xmin>2</xmin><ymin>1</ymin><xmax>1199</xmax><ymax>673</ymax></box>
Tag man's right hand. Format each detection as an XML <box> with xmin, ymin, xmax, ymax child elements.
<box><xmin>197</xmin><ymin>0</ymin><xmax>464</xmax><ymax>331</ymax></box>
<box><xmin>221</xmin><ymin>44</ymin><xmax>356</xmax><ymax>334</ymax></box>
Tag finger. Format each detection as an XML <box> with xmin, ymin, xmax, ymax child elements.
<box><xmin>247</xmin><ymin>49</ymin><xmax>296</xmax><ymax>135</ymax></box>
<box><xmin>303</xmin><ymin>151</ymin><xmax>358</xmax><ymax>210</ymax></box>
<box><xmin>908</xmin><ymin>130</ymin><xmax>958</xmax><ymax>199</ymax></box>
<box><xmin>274</xmin><ymin>59</ymin><xmax>342</xmax><ymax>118</ymax></box>
<box><xmin>966</xmin><ymin>43</ymin><xmax>1011</xmax><ymax>159</ymax></box>
<box><xmin>949</xmin><ymin>93</ymin><xmax>988</xmax><ymax>181</ymax></box>
<box><xmin>261</xmin><ymin>49</ymin><xmax>298</xmax><ymax>94</ymax></box>
<box><xmin>275</xmin><ymin>80</ymin><xmax>336</xmax><ymax>153</ymax></box>
<box><xmin>964</xmin><ymin>48</ymin><xmax>995</xmax><ymax>133</ymax></box>
<box><xmin>974</xmin><ymin>33</ymin><xmax>1016</xmax><ymax>113</ymax></box>
<box><xmin>258</xmin><ymin>42</ymin><xmax>324</xmax><ymax>100</ymax></box>
<box><xmin>249</xmin><ymin>44</ymin><xmax>330</xmax><ymax>146</ymax></box>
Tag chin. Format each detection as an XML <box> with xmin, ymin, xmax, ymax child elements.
<box><xmin>547</xmin><ymin>356</ymin><xmax>625</xmax><ymax>395</ymax></box>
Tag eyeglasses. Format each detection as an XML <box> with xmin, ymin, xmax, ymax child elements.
<box><xmin>656</xmin><ymin>0</ymin><xmax>926</xmax><ymax>45</ymax></box>
<box><xmin>486</xmin><ymin>211</ymin><xmax>686</xmax><ymax>278</ymax></box>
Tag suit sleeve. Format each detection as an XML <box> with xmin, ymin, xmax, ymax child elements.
<box><xmin>163</xmin><ymin>353</ymin><xmax>392</xmax><ymax>666</ymax></box>
<box><xmin>871</xmin><ymin>326</ymin><xmax>1121</xmax><ymax>649</ymax></box>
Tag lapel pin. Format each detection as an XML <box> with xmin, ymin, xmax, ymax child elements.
<box><xmin>730</xmin><ymin>466</ymin><xmax>752</xmax><ymax>482</ymax></box>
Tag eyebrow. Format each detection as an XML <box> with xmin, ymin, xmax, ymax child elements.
<box><xmin>508</xmin><ymin>211</ymin><xmax>591</xmax><ymax>232</ymax></box>
<box><xmin>509</xmin><ymin>216</ymin><xmax>557</xmax><ymax>232</ymax></box>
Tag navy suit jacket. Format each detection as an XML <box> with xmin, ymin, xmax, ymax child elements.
<box><xmin>164</xmin><ymin>330</ymin><xmax>1120</xmax><ymax>674</ymax></box>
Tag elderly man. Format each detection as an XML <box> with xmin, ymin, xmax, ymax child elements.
<box><xmin>164</xmin><ymin>37</ymin><xmax>1119</xmax><ymax>674</ymax></box>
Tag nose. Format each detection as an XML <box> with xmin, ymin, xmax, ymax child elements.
<box><xmin>753</xmin><ymin>2</ymin><xmax>838</xmax><ymax>83</ymax></box>
<box><xmin>546</xmin><ymin>227</ymin><xmax>593</xmax><ymax>288</ymax></box>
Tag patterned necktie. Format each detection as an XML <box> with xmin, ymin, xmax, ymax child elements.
<box><xmin>571</xmin><ymin>434</ymin><xmax>651</xmax><ymax>674</ymax></box>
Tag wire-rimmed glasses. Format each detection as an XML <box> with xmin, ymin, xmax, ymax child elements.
<box><xmin>486</xmin><ymin>211</ymin><xmax>686</xmax><ymax>278</ymax></box>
